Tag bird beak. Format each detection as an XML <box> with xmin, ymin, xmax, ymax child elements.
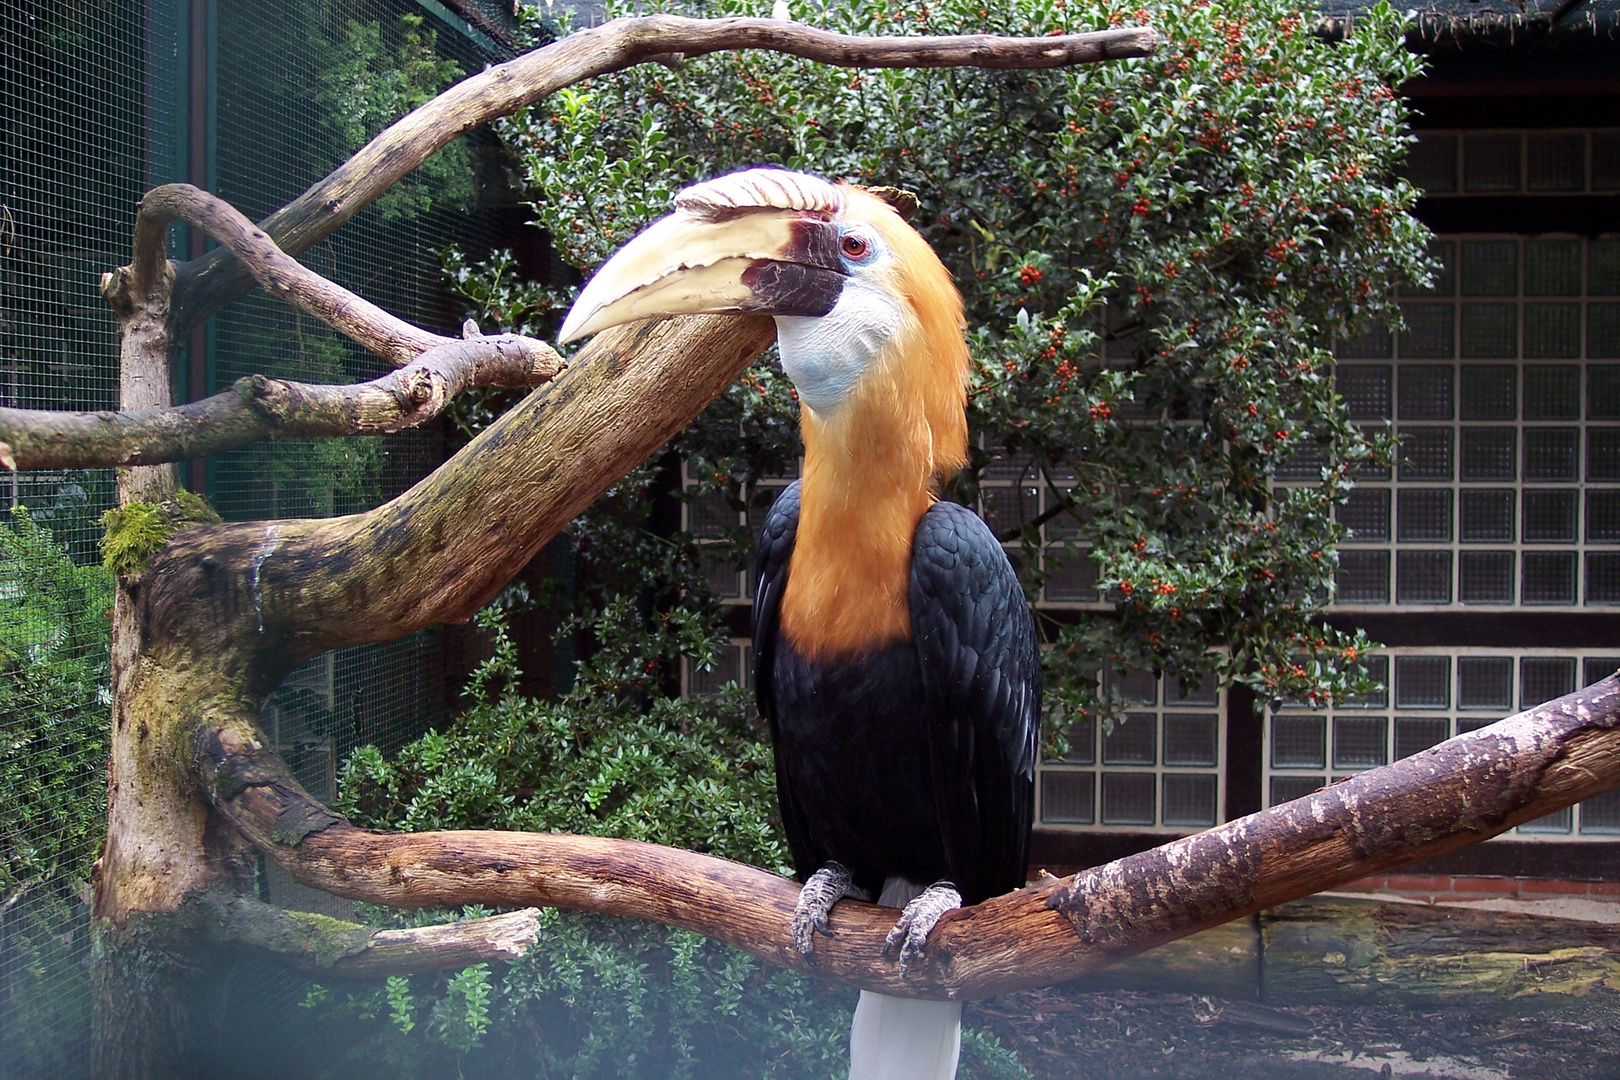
<box><xmin>557</xmin><ymin>208</ymin><xmax>847</xmax><ymax>344</ymax></box>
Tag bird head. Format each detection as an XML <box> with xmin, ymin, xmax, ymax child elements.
<box><xmin>559</xmin><ymin>168</ymin><xmax>968</xmax><ymax>472</ymax></box>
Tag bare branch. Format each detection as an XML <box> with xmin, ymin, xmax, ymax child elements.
<box><xmin>0</xmin><ymin>332</ymin><xmax>561</xmax><ymax>470</ymax></box>
<box><xmin>137</xmin><ymin>184</ymin><xmax>464</xmax><ymax>365</ymax></box>
<box><xmin>171</xmin><ymin>15</ymin><xmax>1159</xmax><ymax>329</ymax></box>
<box><xmin>193</xmin><ymin>674</ymin><xmax>1620</xmax><ymax>1002</ymax></box>
<box><xmin>198</xmin><ymin>890</ymin><xmax>541</xmax><ymax>978</ymax></box>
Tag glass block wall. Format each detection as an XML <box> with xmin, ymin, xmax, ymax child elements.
<box><xmin>684</xmin><ymin>461</ymin><xmax>799</xmax><ymax>605</ymax></box>
<box><xmin>1405</xmin><ymin>129</ymin><xmax>1620</xmax><ymax>196</ymax></box>
<box><xmin>680</xmin><ymin>463</ymin><xmax>793</xmax><ymax>696</ymax></box>
<box><xmin>1266</xmin><ymin>651</ymin><xmax>1620</xmax><ymax>840</ymax></box>
<box><xmin>1039</xmin><ymin>671</ymin><xmax>1224</xmax><ymax>832</ymax></box>
<box><xmin>976</xmin><ymin>439</ymin><xmax>1102</xmax><ymax>604</ymax></box>
<box><xmin>1320</xmin><ymin>239</ymin><xmax>1620</xmax><ymax>608</ymax></box>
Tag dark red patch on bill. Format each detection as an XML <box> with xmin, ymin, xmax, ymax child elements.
<box><xmin>739</xmin><ymin>261</ymin><xmax>845</xmax><ymax>317</ymax></box>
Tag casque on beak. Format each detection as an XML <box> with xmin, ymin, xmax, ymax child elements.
<box><xmin>557</xmin><ymin>169</ymin><xmax>851</xmax><ymax>344</ymax></box>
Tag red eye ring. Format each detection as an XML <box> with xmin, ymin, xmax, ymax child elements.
<box><xmin>840</xmin><ymin>233</ymin><xmax>871</xmax><ymax>259</ymax></box>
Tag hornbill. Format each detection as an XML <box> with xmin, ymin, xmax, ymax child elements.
<box><xmin>560</xmin><ymin>168</ymin><xmax>1040</xmax><ymax>1080</ymax></box>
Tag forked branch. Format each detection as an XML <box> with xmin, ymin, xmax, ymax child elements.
<box><xmin>171</xmin><ymin>14</ymin><xmax>1159</xmax><ymax>328</ymax></box>
<box><xmin>132</xmin><ymin>184</ymin><xmax>506</xmax><ymax>366</ymax></box>
<box><xmin>0</xmin><ymin>183</ymin><xmax>566</xmax><ymax>471</ymax></box>
<box><xmin>194</xmin><ymin>675</ymin><xmax>1620</xmax><ymax>1000</ymax></box>
<box><xmin>0</xmin><ymin>330</ymin><xmax>561</xmax><ymax>470</ymax></box>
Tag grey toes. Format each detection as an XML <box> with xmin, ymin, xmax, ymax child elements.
<box><xmin>791</xmin><ymin>862</ymin><xmax>863</xmax><ymax>961</ymax></box>
<box><xmin>882</xmin><ymin>881</ymin><xmax>962</xmax><ymax>975</ymax></box>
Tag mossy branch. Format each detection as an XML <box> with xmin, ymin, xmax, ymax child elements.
<box><xmin>193</xmin><ymin>890</ymin><xmax>542</xmax><ymax>978</ymax></box>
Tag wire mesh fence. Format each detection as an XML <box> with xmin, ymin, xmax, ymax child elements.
<box><xmin>0</xmin><ymin>3</ymin><xmax>169</xmax><ymax>1075</ymax></box>
<box><xmin>0</xmin><ymin>2</ymin><xmax>515</xmax><ymax>1074</ymax></box>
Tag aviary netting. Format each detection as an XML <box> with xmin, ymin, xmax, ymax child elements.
<box><xmin>0</xmin><ymin>14</ymin><xmax>1617</xmax><ymax>1078</ymax></box>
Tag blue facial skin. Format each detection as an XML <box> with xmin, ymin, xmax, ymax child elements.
<box><xmin>773</xmin><ymin>225</ymin><xmax>901</xmax><ymax>415</ymax></box>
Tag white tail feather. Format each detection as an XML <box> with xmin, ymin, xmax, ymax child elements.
<box><xmin>847</xmin><ymin>877</ymin><xmax>963</xmax><ymax>1080</ymax></box>
<box><xmin>849</xmin><ymin>991</ymin><xmax>962</xmax><ymax>1080</ymax></box>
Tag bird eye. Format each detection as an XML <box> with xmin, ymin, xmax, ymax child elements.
<box><xmin>840</xmin><ymin>233</ymin><xmax>872</xmax><ymax>260</ymax></box>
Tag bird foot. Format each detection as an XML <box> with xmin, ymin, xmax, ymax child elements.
<box><xmin>791</xmin><ymin>862</ymin><xmax>870</xmax><ymax>961</ymax></box>
<box><xmin>882</xmin><ymin>881</ymin><xmax>962</xmax><ymax>975</ymax></box>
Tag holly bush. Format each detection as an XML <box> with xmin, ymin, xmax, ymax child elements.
<box><xmin>480</xmin><ymin>0</ymin><xmax>1427</xmax><ymax>714</ymax></box>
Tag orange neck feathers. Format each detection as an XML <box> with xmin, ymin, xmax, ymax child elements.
<box><xmin>778</xmin><ymin>189</ymin><xmax>969</xmax><ymax>661</ymax></box>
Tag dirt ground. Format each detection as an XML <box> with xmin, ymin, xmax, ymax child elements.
<box><xmin>968</xmin><ymin>986</ymin><xmax>1620</xmax><ymax>1080</ymax></box>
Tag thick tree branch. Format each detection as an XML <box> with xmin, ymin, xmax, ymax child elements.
<box><xmin>135</xmin><ymin>184</ymin><xmax>484</xmax><ymax>366</ymax></box>
<box><xmin>170</xmin><ymin>15</ymin><xmax>1159</xmax><ymax>330</ymax></box>
<box><xmin>147</xmin><ymin>314</ymin><xmax>777</xmax><ymax>669</ymax></box>
<box><xmin>0</xmin><ymin>331</ymin><xmax>562</xmax><ymax>470</ymax></box>
<box><xmin>193</xmin><ymin>674</ymin><xmax>1620</xmax><ymax>1001</ymax></box>
<box><xmin>197</xmin><ymin>891</ymin><xmax>542</xmax><ymax>979</ymax></box>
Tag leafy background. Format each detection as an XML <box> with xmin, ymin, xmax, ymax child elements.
<box><xmin>0</xmin><ymin>508</ymin><xmax>112</xmax><ymax>1073</ymax></box>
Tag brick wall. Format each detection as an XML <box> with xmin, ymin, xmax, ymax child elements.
<box><xmin>1340</xmin><ymin>873</ymin><xmax>1620</xmax><ymax>904</ymax></box>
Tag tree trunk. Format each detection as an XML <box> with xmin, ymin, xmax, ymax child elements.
<box><xmin>90</xmin><ymin>909</ymin><xmax>225</xmax><ymax>1080</ymax></box>
<box><xmin>91</xmin><ymin>257</ymin><xmax>230</xmax><ymax>1078</ymax></box>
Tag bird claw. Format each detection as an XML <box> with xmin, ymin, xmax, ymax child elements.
<box><xmin>882</xmin><ymin>881</ymin><xmax>962</xmax><ymax>975</ymax></box>
<box><xmin>791</xmin><ymin>862</ymin><xmax>869</xmax><ymax>962</ymax></box>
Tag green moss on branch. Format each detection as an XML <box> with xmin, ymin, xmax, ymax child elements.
<box><xmin>100</xmin><ymin>491</ymin><xmax>222</xmax><ymax>577</ymax></box>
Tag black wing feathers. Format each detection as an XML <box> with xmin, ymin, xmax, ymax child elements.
<box><xmin>752</xmin><ymin>486</ymin><xmax>1039</xmax><ymax>902</ymax></box>
<box><xmin>751</xmin><ymin>482</ymin><xmax>818</xmax><ymax>873</ymax></box>
<box><xmin>751</xmin><ymin>479</ymin><xmax>800</xmax><ymax>733</ymax></box>
<box><xmin>910</xmin><ymin>501</ymin><xmax>1041</xmax><ymax>904</ymax></box>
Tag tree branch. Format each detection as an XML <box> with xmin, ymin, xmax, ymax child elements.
<box><xmin>0</xmin><ymin>331</ymin><xmax>562</xmax><ymax>470</ymax></box>
<box><xmin>135</xmin><ymin>184</ymin><xmax>482</xmax><ymax>366</ymax></box>
<box><xmin>193</xmin><ymin>674</ymin><xmax>1620</xmax><ymax>1001</ymax></box>
<box><xmin>146</xmin><ymin>313</ymin><xmax>777</xmax><ymax>666</ymax></box>
<box><xmin>170</xmin><ymin>15</ymin><xmax>1159</xmax><ymax>330</ymax></box>
<box><xmin>197</xmin><ymin>890</ymin><xmax>542</xmax><ymax>979</ymax></box>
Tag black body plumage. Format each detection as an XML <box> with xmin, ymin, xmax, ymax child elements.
<box><xmin>752</xmin><ymin>481</ymin><xmax>1041</xmax><ymax>906</ymax></box>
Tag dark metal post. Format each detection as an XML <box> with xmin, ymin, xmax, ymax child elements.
<box><xmin>185</xmin><ymin>0</ymin><xmax>211</xmax><ymax>495</ymax></box>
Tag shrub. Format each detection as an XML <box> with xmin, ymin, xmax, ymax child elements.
<box><xmin>316</xmin><ymin>610</ymin><xmax>1027</xmax><ymax>1079</ymax></box>
<box><xmin>485</xmin><ymin>0</ymin><xmax>1426</xmax><ymax>712</ymax></box>
<box><xmin>0</xmin><ymin>507</ymin><xmax>112</xmax><ymax>1075</ymax></box>
<box><xmin>0</xmin><ymin>507</ymin><xmax>111</xmax><ymax>899</ymax></box>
